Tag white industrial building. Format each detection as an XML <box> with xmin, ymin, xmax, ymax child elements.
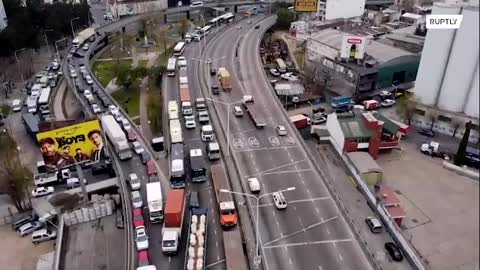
<box><xmin>0</xmin><ymin>0</ymin><xmax>7</xmax><ymax>31</ymax></box>
<box><xmin>316</xmin><ymin>0</ymin><xmax>366</xmax><ymax>21</ymax></box>
<box><xmin>414</xmin><ymin>2</ymin><xmax>479</xmax><ymax>142</ymax></box>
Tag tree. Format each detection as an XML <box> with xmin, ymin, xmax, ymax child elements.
<box><xmin>451</xmin><ymin>117</ymin><xmax>464</xmax><ymax>138</ymax></box>
<box><xmin>454</xmin><ymin>121</ymin><xmax>472</xmax><ymax>166</ymax></box>
<box><xmin>116</xmin><ymin>64</ymin><xmax>133</xmax><ymax>90</ymax></box>
<box><xmin>149</xmin><ymin>65</ymin><xmax>166</xmax><ymax>86</ymax></box>
<box><xmin>275</xmin><ymin>8</ymin><xmax>294</xmax><ymax>30</ymax></box>
<box><xmin>153</xmin><ymin>28</ymin><xmax>168</xmax><ymax>55</ymax></box>
<box><xmin>0</xmin><ymin>133</ymin><xmax>32</xmax><ymax>211</ymax></box>
<box><xmin>396</xmin><ymin>95</ymin><xmax>416</xmax><ymax>125</ymax></box>
<box><xmin>426</xmin><ymin>111</ymin><xmax>439</xmax><ymax>131</ymax></box>
<box><xmin>179</xmin><ymin>18</ymin><xmax>190</xmax><ymax>40</ymax></box>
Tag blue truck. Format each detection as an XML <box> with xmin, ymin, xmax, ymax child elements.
<box><xmin>331</xmin><ymin>96</ymin><xmax>353</xmax><ymax>112</ymax></box>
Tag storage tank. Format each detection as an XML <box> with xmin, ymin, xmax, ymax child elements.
<box><xmin>464</xmin><ymin>61</ymin><xmax>479</xmax><ymax>118</ymax></box>
<box><xmin>437</xmin><ymin>6</ymin><xmax>479</xmax><ymax>112</ymax></box>
<box><xmin>414</xmin><ymin>2</ymin><xmax>462</xmax><ymax>106</ymax></box>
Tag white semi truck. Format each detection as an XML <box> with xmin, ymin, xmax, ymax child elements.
<box><xmin>101</xmin><ymin>115</ymin><xmax>132</xmax><ymax>160</ymax></box>
<box><xmin>146</xmin><ymin>182</ymin><xmax>164</xmax><ymax>223</ymax></box>
<box><xmin>162</xmin><ymin>189</ymin><xmax>185</xmax><ymax>255</ymax></box>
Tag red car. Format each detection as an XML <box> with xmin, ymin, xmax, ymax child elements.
<box><xmin>125</xmin><ymin>128</ymin><xmax>137</xmax><ymax>142</ymax></box>
<box><xmin>138</xmin><ymin>250</ymin><xmax>150</xmax><ymax>267</ymax></box>
<box><xmin>146</xmin><ymin>160</ymin><xmax>157</xmax><ymax>176</ymax></box>
<box><xmin>132</xmin><ymin>208</ymin><xmax>144</xmax><ymax>228</ymax></box>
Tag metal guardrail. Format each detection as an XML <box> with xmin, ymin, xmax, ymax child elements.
<box><xmin>52</xmin><ymin>214</ymin><xmax>65</xmax><ymax>270</ymax></box>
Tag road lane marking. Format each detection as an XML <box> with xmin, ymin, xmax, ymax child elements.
<box><xmin>263</xmin><ymin>238</ymin><xmax>354</xmax><ymax>249</ymax></box>
<box><xmin>259</xmin><ymin>168</ymin><xmax>314</xmax><ymax>177</ymax></box>
<box><xmin>245</xmin><ymin>158</ymin><xmax>307</xmax><ymax>176</ymax></box>
<box><xmin>258</xmin><ymin>197</ymin><xmax>331</xmax><ymax>207</ymax></box>
<box><xmin>326</xmin><ymin>228</ymin><xmax>330</xmax><ymax>235</ymax></box>
<box><xmin>315</xmin><ymin>207</ymin><xmax>320</xmax><ymax>214</ymax></box>
<box><xmin>205</xmin><ymin>259</ymin><xmax>225</xmax><ymax>269</ymax></box>
<box><xmin>289</xmin><ymin>257</ymin><xmax>293</xmax><ymax>265</ymax></box>
<box><xmin>338</xmin><ymin>254</ymin><xmax>344</xmax><ymax>261</ymax></box>
<box><xmin>235</xmin><ymin>145</ymin><xmax>298</xmax><ymax>153</ymax></box>
<box><xmin>262</xmin><ymin>216</ymin><xmax>339</xmax><ymax>247</ymax></box>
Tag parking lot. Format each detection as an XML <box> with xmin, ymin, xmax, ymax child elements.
<box><xmin>0</xmin><ymin>225</ymin><xmax>54</xmax><ymax>270</ymax></box>
<box><xmin>376</xmin><ymin>141</ymin><xmax>479</xmax><ymax>270</ymax></box>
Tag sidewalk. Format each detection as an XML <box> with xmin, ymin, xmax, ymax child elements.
<box><xmin>137</xmin><ymin>51</ymin><xmax>160</xmax><ymax>143</ymax></box>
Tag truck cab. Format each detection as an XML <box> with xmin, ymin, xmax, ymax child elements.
<box><xmin>181</xmin><ymin>101</ymin><xmax>192</xmax><ymax>115</ymax></box>
<box><xmin>162</xmin><ymin>230</ymin><xmax>180</xmax><ymax>254</ymax></box>
<box><xmin>219</xmin><ymin>201</ymin><xmax>238</xmax><ymax>227</ymax></box>
<box><xmin>201</xmin><ymin>125</ymin><xmax>215</xmax><ymax>142</ymax></box>
<box><xmin>207</xmin><ymin>142</ymin><xmax>221</xmax><ymax>160</ymax></box>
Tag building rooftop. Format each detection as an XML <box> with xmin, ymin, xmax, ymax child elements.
<box><xmin>310</xmin><ymin>28</ymin><xmax>414</xmax><ymax>63</ymax></box>
<box><xmin>337</xmin><ymin>110</ymin><xmax>374</xmax><ymax>140</ymax></box>
<box><xmin>347</xmin><ymin>151</ymin><xmax>384</xmax><ymax>174</ymax></box>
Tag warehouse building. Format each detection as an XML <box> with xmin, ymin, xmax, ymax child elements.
<box><xmin>414</xmin><ymin>2</ymin><xmax>479</xmax><ymax>142</ymax></box>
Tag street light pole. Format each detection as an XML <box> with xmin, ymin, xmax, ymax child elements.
<box><xmin>55</xmin><ymin>38</ymin><xmax>68</xmax><ymax>60</ymax></box>
<box><xmin>220</xmin><ymin>187</ymin><xmax>296</xmax><ymax>267</ymax></box>
<box><xmin>307</xmin><ymin>101</ymin><xmax>314</xmax><ymax>118</ymax></box>
<box><xmin>70</xmin><ymin>17</ymin><xmax>80</xmax><ymax>38</ymax></box>
<box><xmin>43</xmin><ymin>29</ymin><xmax>53</xmax><ymax>59</ymax></box>
<box><xmin>14</xmin><ymin>48</ymin><xmax>26</xmax><ymax>84</ymax></box>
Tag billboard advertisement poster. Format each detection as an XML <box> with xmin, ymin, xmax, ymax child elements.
<box><xmin>36</xmin><ymin>119</ymin><xmax>107</xmax><ymax>171</ymax></box>
<box><xmin>340</xmin><ymin>36</ymin><xmax>366</xmax><ymax>60</ymax></box>
<box><xmin>294</xmin><ymin>0</ymin><xmax>318</xmax><ymax>12</ymax></box>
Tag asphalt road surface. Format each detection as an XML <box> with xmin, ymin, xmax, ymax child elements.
<box><xmin>193</xmin><ymin>15</ymin><xmax>374</xmax><ymax>270</ymax></box>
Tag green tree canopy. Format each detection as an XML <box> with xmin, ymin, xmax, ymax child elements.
<box><xmin>275</xmin><ymin>8</ymin><xmax>295</xmax><ymax>30</ymax></box>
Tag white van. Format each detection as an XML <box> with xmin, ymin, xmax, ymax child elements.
<box><xmin>201</xmin><ymin>125</ymin><xmax>214</xmax><ymax>142</ymax></box>
<box><xmin>12</xmin><ymin>99</ymin><xmax>21</xmax><ymax>112</ymax></box>
<box><xmin>32</xmin><ymin>228</ymin><xmax>57</xmax><ymax>244</ymax></box>
<box><xmin>190</xmin><ymin>1</ymin><xmax>203</xmax><ymax>7</ymax></box>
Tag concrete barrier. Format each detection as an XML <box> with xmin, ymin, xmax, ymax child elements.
<box><xmin>443</xmin><ymin>161</ymin><xmax>479</xmax><ymax>180</ymax></box>
<box><xmin>52</xmin><ymin>214</ymin><xmax>65</xmax><ymax>270</ymax></box>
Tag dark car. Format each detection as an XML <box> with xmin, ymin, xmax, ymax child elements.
<box><xmin>189</xmin><ymin>191</ymin><xmax>200</xmax><ymax>209</ymax></box>
<box><xmin>210</xmin><ymin>68</ymin><xmax>216</xmax><ymax>76</ymax></box>
<box><xmin>385</xmin><ymin>242</ymin><xmax>403</xmax><ymax>262</ymax></box>
<box><xmin>254</xmin><ymin>25</ymin><xmax>260</xmax><ymax>29</ymax></box>
<box><xmin>140</xmin><ymin>151</ymin><xmax>151</xmax><ymax>164</ymax></box>
<box><xmin>12</xmin><ymin>212</ymin><xmax>38</xmax><ymax>231</ymax></box>
<box><xmin>73</xmin><ymin>51</ymin><xmax>84</xmax><ymax>58</ymax></box>
<box><xmin>148</xmin><ymin>174</ymin><xmax>159</xmax><ymax>182</ymax></box>
<box><xmin>212</xmin><ymin>85</ymin><xmax>219</xmax><ymax>95</ymax></box>
<box><xmin>418</xmin><ymin>128</ymin><xmax>435</xmax><ymax>137</ymax></box>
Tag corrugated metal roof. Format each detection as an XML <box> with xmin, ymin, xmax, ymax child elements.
<box><xmin>337</xmin><ymin>111</ymin><xmax>374</xmax><ymax>139</ymax></box>
<box><xmin>373</xmin><ymin>112</ymin><xmax>400</xmax><ymax>135</ymax></box>
<box><xmin>347</xmin><ymin>151</ymin><xmax>383</xmax><ymax>174</ymax></box>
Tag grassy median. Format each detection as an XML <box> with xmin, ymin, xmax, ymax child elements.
<box><xmin>92</xmin><ymin>59</ymin><xmax>133</xmax><ymax>88</ymax></box>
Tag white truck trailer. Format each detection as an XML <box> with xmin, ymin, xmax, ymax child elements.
<box><xmin>101</xmin><ymin>115</ymin><xmax>132</xmax><ymax>160</ymax></box>
<box><xmin>146</xmin><ymin>182</ymin><xmax>164</xmax><ymax>223</ymax></box>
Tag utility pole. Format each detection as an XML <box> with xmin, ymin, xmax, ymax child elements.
<box><xmin>43</xmin><ymin>29</ymin><xmax>53</xmax><ymax>59</ymax></box>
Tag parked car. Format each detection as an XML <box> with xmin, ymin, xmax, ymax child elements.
<box><xmin>418</xmin><ymin>128</ymin><xmax>435</xmax><ymax>137</ymax></box>
<box><xmin>379</xmin><ymin>90</ymin><xmax>392</xmax><ymax>98</ymax></box>
<box><xmin>189</xmin><ymin>191</ymin><xmax>200</xmax><ymax>209</ymax></box>
<box><xmin>31</xmin><ymin>186</ymin><xmax>54</xmax><ymax>198</ymax></box>
<box><xmin>131</xmin><ymin>191</ymin><xmax>143</xmax><ymax>209</ymax></box>
<box><xmin>129</xmin><ymin>173</ymin><xmax>141</xmax><ymax>190</ymax></box>
<box><xmin>269</xmin><ymin>68</ymin><xmax>280</xmax><ymax>77</ymax></box>
<box><xmin>385</xmin><ymin>242</ymin><xmax>404</xmax><ymax>262</ymax></box>
<box><xmin>140</xmin><ymin>151</ymin><xmax>151</xmax><ymax>164</ymax></box>
<box><xmin>184</xmin><ymin>115</ymin><xmax>196</xmax><ymax>129</ymax></box>
<box><xmin>32</xmin><ymin>228</ymin><xmax>57</xmax><ymax>244</ymax></box>
<box><xmin>132</xmin><ymin>208</ymin><xmax>144</xmax><ymax>228</ymax></box>
<box><xmin>365</xmin><ymin>217</ymin><xmax>383</xmax><ymax>233</ymax></box>
<box><xmin>66</xmin><ymin>178</ymin><xmax>87</xmax><ymax>189</ymax></box>
<box><xmin>135</xmin><ymin>226</ymin><xmax>149</xmax><ymax>250</ymax></box>
<box><xmin>276</xmin><ymin>125</ymin><xmax>287</xmax><ymax>136</ymax></box>
<box><xmin>146</xmin><ymin>160</ymin><xmax>157</xmax><ymax>176</ymax></box>
<box><xmin>248</xmin><ymin>177</ymin><xmax>260</xmax><ymax>193</ymax></box>
<box><xmin>272</xmin><ymin>192</ymin><xmax>287</xmax><ymax>210</ymax></box>
<box><xmin>18</xmin><ymin>221</ymin><xmax>43</xmax><ymax>236</ymax></box>
<box><xmin>132</xmin><ymin>141</ymin><xmax>145</xmax><ymax>155</ymax></box>
<box><xmin>380</xmin><ymin>99</ymin><xmax>396</xmax><ymax>107</ymax></box>
<box><xmin>12</xmin><ymin>213</ymin><xmax>38</xmax><ymax>231</ymax></box>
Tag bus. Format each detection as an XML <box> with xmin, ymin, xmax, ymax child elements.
<box><xmin>168</xmin><ymin>101</ymin><xmax>179</xmax><ymax>120</ymax></box>
<box><xmin>169</xmin><ymin>119</ymin><xmax>183</xmax><ymax>144</ymax></box>
<box><xmin>221</xmin><ymin>12</ymin><xmax>235</xmax><ymax>23</ymax></box>
<box><xmin>199</xmin><ymin>25</ymin><xmax>212</xmax><ymax>36</ymax></box>
<box><xmin>275</xmin><ymin>58</ymin><xmax>287</xmax><ymax>73</ymax></box>
<box><xmin>208</xmin><ymin>16</ymin><xmax>222</xmax><ymax>26</ymax></box>
<box><xmin>173</xmin><ymin>42</ymin><xmax>186</xmax><ymax>56</ymax></box>
<box><xmin>37</xmin><ymin>87</ymin><xmax>51</xmax><ymax>106</ymax></box>
<box><xmin>167</xmin><ymin>58</ymin><xmax>177</xmax><ymax>77</ymax></box>
<box><xmin>170</xmin><ymin>143</ymin><xmax>185</xmax><ymax>188</ymax></box>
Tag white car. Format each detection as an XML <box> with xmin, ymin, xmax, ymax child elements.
<box><xmin>233</xmin><ymin>106</ymin><xmax>243</xmax><ymax>117</ymax></box>
<box><xmin>195</xmin><ymin>98</ymin><xmax>206</xmax><ymax>111</ymax></box>
<box><xmin>269</xmin><ymin>68</ymin><xmax>280</xmax><ymax>77</ymax></box>
<box><xmin>85</xmin><ymin>75</ymin><xmax>94</xmax><ymax>85</ymax></box>
<box><xmin>79</xmin><ymin>64</ymin><xmax>86</xmax><ymax>73</ymax></box>
<box><xmin>135</xmin><ymin>226</ymin><xmax>149</xmax><ymax>251</ymax></box>
<box><xmin>31</xmin><ymin>186</ymin><xmax>54</xmax><ymax>198</ymax></box>
<box><xmin>178</xmin><ymin>56</ymin><xmax>187</xmax><ymax>67</ymax></box>
<box><xmin>248</xmin><ymin>178</ymin><xmax>261</xmax><ymax>193</ymax></box>
<box><xmin>380</xmin><ymin>99</ymin><xmax>396</xmax><ymax>107</ymax></box>
<box><xmin>114</xmin><ymin>112</ymin><xmax>124</xmax><ymax>123</ymax></box>
<box><xmin>82</xmin><ymin>43</ymin><xmax>89</xmax><ymax>51</ymax></box>
<box><xmin>19</xmin><ymin>221</ymin><xmax>43</xmax><ymax>237</ymax></box>
<box><xmin>379</xmin><ymin>90</ymin><xmax>391</xmax><ymax>98</ymax></box>
<box><xmin>32</xmin><ymin>228</ymin><xmax>57</xmax><ymax>243</ymax></box>
<box><xmin>281</xmin><ymin>72</ymin><xmax>293</xmax><ymax>80</ymax></box>
<box><xmin>70</xmin><ymin>69</ymin><xmax>77</xmax><ymax>78</ymax></box>
<box><xmin>66</xmin><ymin>177</ymin><xmax>87</xmax><ymax>189</ymax></box>
<box><xmin>272</xmin><ymin>192</ymin><xmax>287</xmax><ymax>210</ymax></box>
<box><xmin>128</xmin><ymin>173</ymin><xmax>141</xmax><ymax>190</ymax></box>
<box><xmin>198</xmin><ymin>111</ymin><xmax>209</xmax><ymax>124</ymax></box>
<box><xmin>83</xmin><ymin>90</ymin><xmax>93</xmax><ymax>100</ymax></box>
<box><xmin>121</xmin><ymin>118</ymin><xmax>132</xmax><ymax>130</ymax></box>
<box><xmin>184</xmin><ymin>115</ymin><xmax>196</xmax><ymax>129</ymax></box>
<box><xmin>91</xmin><ymin>104</ymin><xmax>102</xmax><ymax>114</ymax></box>
<box><xmin>132</xmin><ymin>141</ymin><xmax>145</xmax><ymax>155</ymax></box>
<box><xmin>276</xmin><ymin>125</ymin><xmax>287</xmax><ymax>136</ymax></box>
<box><xmin>109</xmin><ymin>105</ymin><xmax>119</xmax><ymax>115</ymax></box>
<box><xmin>131</xmin><ymin>191</ymin><xmax>143</xmax><ymax>208</ymax></box>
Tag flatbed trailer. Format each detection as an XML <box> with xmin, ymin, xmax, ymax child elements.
<box><xmin>242</xmin><ymin>95</ymin><xmax>266</xmax><ymax>129</ymax></box>
<box><xmin>184</xmin><ymin>208</ymin><xmax>208</xmax><ymax>270</ymax></box>
<box><xmin>210</xmin><ymin>164</ymin><xmax>238</xmax><ymax>228</ymax></box>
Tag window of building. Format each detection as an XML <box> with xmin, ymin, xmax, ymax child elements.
<box><xmin>438</xmin><ymin>115</ymin><xmax>451</xmax><ymax>123</ymax></box>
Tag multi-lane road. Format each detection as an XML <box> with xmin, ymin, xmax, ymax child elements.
<box><xmin>192</xmin><ymin>15</ymin><xmax>374</xmax><ymax>270</ymax></box>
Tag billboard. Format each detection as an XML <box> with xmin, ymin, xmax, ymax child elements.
<box><xmin>340</xmin><ymin>36</ymin><xmax>367</xmax><ymax>60</ymax></box>
<box><xmin>36</xmin><ymin>119</ymin><xmax>107</xmax><ymax>171</ymax></box>
<box><xmin>294</xmin><ymin>0</ymin><xmax>318</xmax><ymax>12</ymax></box>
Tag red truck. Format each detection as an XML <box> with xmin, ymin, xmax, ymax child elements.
<box><xmin>162</xmin><ymin>189</ymin><xmax>185</xmax><ymax>254</ymax></box>
<box><xmin>180</xmin><ymin>86</ymin><xmax>192</xmax><ymax>115</ymax></box>
<box><xmin>289</xmin><ymin>114</ymin><xmax>311</xmax><ymax>129</ymax></box>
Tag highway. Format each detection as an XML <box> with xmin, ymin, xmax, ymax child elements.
<box><xmin>194</xmin><ymin>15</ymin><xmax>374</xmax><ymax>270</ymax></box>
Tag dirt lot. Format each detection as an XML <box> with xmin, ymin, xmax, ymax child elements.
<box><xmin>0</xmin><ymin>225</ymin><xmax>54</xmax><ymax>270</ymax></box>
<box><xmin>377</xmin><ymin>141</ymin><xmax>479</xmax><ymax>270</ymax></box>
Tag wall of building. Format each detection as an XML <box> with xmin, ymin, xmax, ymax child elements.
<box><xmin>376</xmin><ymin>55</ymin><xmax>420</xmax><ymax>89</ymax></box>
<box><xmin>464</xmin><ymin>62</ymin><xmax>479</xmax><ymax>118</ymax></box>
<box><xmin>326</xmin><ymin>113</ymin><xmax>346</xmax><ymax>150</ymax></box>
<box><xmin>323</xmin><ymin>0</ymin><xmax>366</xmax><ymax>20</ymax></box>
<box><xmin>111</xmin><ymin>0</ymin><xmax>168</xmax><ymax>17</ymax></box>
<box><xmin>0</xmin><ymin>0</ymin><xmax>7</xmax><ymax>31</ymax></box>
